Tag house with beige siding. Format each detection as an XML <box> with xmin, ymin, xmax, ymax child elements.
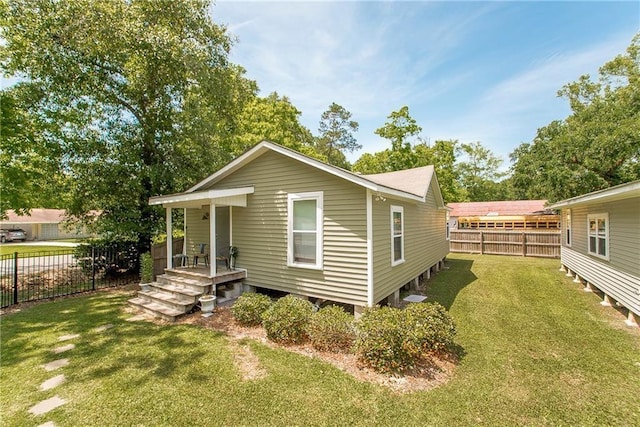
<box><xmin>130</xmin><ymin>141</ymin><xmax>449</xmax><ymax>320</ymax></box>
<box><xmin>548</xmin><ymin>180</ymin><xmax>640</xmax><ymax>327</ymax></box>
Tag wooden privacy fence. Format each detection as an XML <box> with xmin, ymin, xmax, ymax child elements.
<box><xmin>449</xmin><ymin>230</ymin><xmax>560</xmax><ymax>258</ymax></box>
<box><xmin>151</xmin><ymin>237</ymin><xmax>185</xmax><ymax>278</ymax></box>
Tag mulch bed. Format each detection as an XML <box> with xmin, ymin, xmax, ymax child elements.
<box><xmin>176</xmin><ymin>306</ymin><xmax>458</xmax><ymax>393</ymax></box>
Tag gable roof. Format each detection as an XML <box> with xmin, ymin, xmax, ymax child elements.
<box><xmin>547</xmin><ymin>180</ymin><xmax>640</xmax><ymax>209</ymax></box>
<box><xmin>186</xmin><ymin>141</ymin><xmax>445</xmax><ymax>207</ymax></box>
<box><xmin>361</xmin><ymin>166</ymin><xmax>434</xmax><ymax>199</ymax></box>
<box><xmin>447</xmin><ymin>200</ymin><xmax>549</xmax><ymax>217</ymax></box>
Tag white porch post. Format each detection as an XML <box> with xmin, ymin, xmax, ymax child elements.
<box><xmin>183</xmin><ymin>208</ymin><xmax>187</xmax><ymax>255</ymax></box>
<box><xmin>166</xmin><ymin>207</ymin><xmax>173</xmax><ymax>269</ymax></box>
<box><xmin>210</xmin><ymin>203</ymin><xmax>216</xmax><ymax>277</ymax></box>
<box><xmin>229</xmin><ymin>206</ymin><xmax>233</xmax><ymax>246</ymax></box>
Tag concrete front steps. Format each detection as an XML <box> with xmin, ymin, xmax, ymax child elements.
<box><xmin>128</xmin><ymin>269</ymin><xmax>245</xmax><ymax>321</ymax></box>
<box><xmin>128</xmin><ymin>270</ymin><xmax>213</xmax><ymax>322</ymax></box>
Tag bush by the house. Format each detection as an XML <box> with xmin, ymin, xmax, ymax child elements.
<box><xmin>231</xmin><ymin>293</ymin><xmax>272</xmax><ymax>326</ymax></box>
<box><xmin>355</xmin><ymin>303</ymin><xmax>457</xmax><ymax>373</ymax></box>
<box><xmin>404</xmin><ymin>302</ymin><xmax>457</xmax><ymax>353</ymax></box>
<box><xmin>307</xmin><ymin>305</ymin><xmax>356</xmax><ymax>353</ymax></box>
<box><xmin>261</xmin><ymin>295</ymin><xmax>314</xmax><ymax>344</ymax></box>
<box><xmin>355</xmin><ymin>306</ymin><xmax>414</xmax><ymax>373</ymax></box>
<box><xmin>140</xmin><ymin>252</ymin><xmax>153</xmax><ymax>283</ymax></box>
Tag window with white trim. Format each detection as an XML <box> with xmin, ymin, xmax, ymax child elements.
<box><xmin>391</xmin><ymin>206</ymin><xmax>404</xmax><ymax>265</ymax></box>
<box><xmin>587</xmin><ymin>213</ymin><xmax>608</xmax><ymax>259</ymax></box>
<box><xmin>565</xmin><ymin>209</ymin><xmax>572</xmax><ymax>246</ymax></box>
<box><xmin>288</xmin><ymin>192</ymin><xmax>323</xmax><ymax>269</ymax></box>
<box><xmin>446</xmin><ymin>211</ymin><xmax>451</xmax><ymax>241</ymax></box>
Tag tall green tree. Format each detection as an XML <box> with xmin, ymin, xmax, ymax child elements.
<box><xmin>374</xmin><ymin>106</ymin><xmax>422</xmax><ymax>171</ymax></box>
<box><xmin>317</xmin><ymin>102</ymin><xmax>360</xmax><ymax>168</ymax></box>
<box><xmin>0</xmin><ymin>88</ymin><xmax>68</xmax><ymax>218</ymax></box>
<box><xmin>510</xmin><ymin>33</ymin><xmax>640</xmax><ymax>202</ymax></box>
<box><xmin>231</xmin><ymin>92</ymin><xmax>319</xmax><ymax>159</ymax></box>
<box><xmin>1</xmin><ymin>0</ymin><xmax>256</xmax><ymax>250</ymax></box>
<box><xmin>430</xmin><ymin>140</ymin><xmax>465</xmax><ymax>203</ymax></box>
<box><xmin>457</xmin><ymin>142</ymin><xmax>505</xmax><ymax>201</ymax></box>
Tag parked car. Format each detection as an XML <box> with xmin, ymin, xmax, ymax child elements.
<box><xmin>0</xmin><ymin>228</ymin><xmax>27</xmax><ymax>243</ymax></box>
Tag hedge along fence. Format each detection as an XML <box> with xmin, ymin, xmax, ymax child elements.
<box><xmin>449</xmin><ymin>230</ymin><xmax>560</xmax><ymax>258</ymax></box>
<box><xmin>0</xmin><ymin>243</ymin><xmax>139</xmax><ymax>308</ymax></box>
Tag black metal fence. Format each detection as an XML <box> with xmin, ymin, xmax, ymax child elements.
<box><xmin>0</xmin><ymin>244</ymin><xmax>139</xmax><ymax>308</ymax></box>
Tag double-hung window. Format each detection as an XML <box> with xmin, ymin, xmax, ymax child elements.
<box><xmin>288</xmin><ymin>192</ymin><xmax>323</xmax><ymax>269</ymax></box>
<box><xmin>565</xmin><ymin>209</ymin><xmax>572</xmax><ymax>247</ymax></box>
<box><xmin>587</xmin><ymin>213</ymin><xmax>608</xmax><ymax>260</ymax></box>
<box><xmin>391</xmin><ymin>206</ymin><xmax>404</xmax><ymax>266</ymax></box>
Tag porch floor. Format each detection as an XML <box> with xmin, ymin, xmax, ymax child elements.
<box><xmin>165</xmin><ymin>265</ymin><xmax>247</xmax><ymax>285</ymax></box>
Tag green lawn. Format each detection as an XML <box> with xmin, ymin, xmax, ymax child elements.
<box><xmin>1</xmin><ymin>254</ymin><xmax>639</xmax><ymax>426</ymax></box>
<box><xmin>0</xmin><ymin>245</ymin><xmax>76</xmax><ymax>257</ymax></box>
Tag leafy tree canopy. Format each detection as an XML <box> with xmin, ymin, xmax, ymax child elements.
<box><xmin>231</xmin><ymin>92</ymin><xmax>321</xmax><ymax>160</ymax></box>
<box><xmin>510</xmin><ymin>33</ymin><xmax>640</xmax><ymax>202</ymax></box>
<box><xmin>1</xmin><ymin>0</ymin><xmax>256</xmax><ymax>250</ymax></box>
<box><xmin>0</xmin><ymin>88</ymin><xmax>68</xmax><ymax>218</ymax></box>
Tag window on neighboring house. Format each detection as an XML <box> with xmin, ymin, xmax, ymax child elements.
<box><xmin>288</xmin><ymin>192</ymin><xmax>323</xmax><ymax>269</ymax></box>
<box><xmin>391</xmin><ymin>206</ymin><xmax>404</xmax><ymax>265</ymax></box>
<box><xmin>587</xmin><ymin>213</ymin><xmax>609</xmax><ymax>259</ymax></box>
<box><xmin>566</xmin><ymin>209</ymin><xmax>572</xmax><ymax>246</ymax></box>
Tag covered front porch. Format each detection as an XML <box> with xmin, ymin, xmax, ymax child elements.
<box><xmin>149</xmin><ymin>186</ymin><xmax>254</xmax><ymax>280</ymax></box>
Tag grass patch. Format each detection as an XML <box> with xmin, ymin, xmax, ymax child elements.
<box><xmin>0</xmin><ymin>245</ymin><xmax>75</xmax><ymax>257</ymax></box>
<box><xmin>1</xmin><ymin>254</ymin><xmax>639</xmax><ymax>425</ymax></box>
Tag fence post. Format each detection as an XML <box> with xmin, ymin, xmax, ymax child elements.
<box><xmin>522</xmin><ymin>232</ymin><xmax>527</xmax><ymax>257</ymax></box>
<box><xmin>91</xmin><ymin>245</ymin><xmax>96</xmax><ymax>291</ymax></box>
<box><xmin>479</xmin><ymin>231</ymin><xmax>484</xmax><ymax>254</ymax></box>
<box><xmin>12</xmin><ymin>252</ymin><xmax>18</xmax><ymax>305</ymax></box>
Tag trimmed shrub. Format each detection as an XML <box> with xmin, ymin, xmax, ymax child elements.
<box><xmin>355</xmin><ymin>306</ymin><xmax>414</xmax><ymax>373</ymax></box>
<box><xmin>355</xmin><ymin>302</ymin><xmax>457</xmax><ymax>373</ymax></box>
<box><xmin>404</xmin><ymin>302</ymin><xmax>457</xmax><ymax>353</ymax></box>
<box><xmin>307</xmin><ymin>305</ymin><xmax>355</xmax><ymax>353</ymax></box>
<box><xmin>231</xmin><ymin>293</ymin><xmax>272</xmax><ymax>326</ymax></box>
<box><xmin>140</xmin><ymin>252</ymin><xmax>153</xmax><ymax>283</ymax></box>
<box><xmin>262</xmin><ymin>295</ymin><xmax>314</xmax><ymax>344</ymax></box>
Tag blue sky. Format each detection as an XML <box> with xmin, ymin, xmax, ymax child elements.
<box><xmin>212</xmin><ymin>1</ymin><xmax>640</xmax><ymax>167</ymax></box>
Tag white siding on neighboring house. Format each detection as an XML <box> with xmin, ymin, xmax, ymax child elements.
<box><xmin>554</xmin><ymin>193</ymin><xmax>640</xmax><ymax>318</ymax></box>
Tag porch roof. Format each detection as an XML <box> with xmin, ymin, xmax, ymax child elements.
<box><xmin>148</xmin><ymin>186</ymin><xmax>254</xmax><ymax>208</ymax></box>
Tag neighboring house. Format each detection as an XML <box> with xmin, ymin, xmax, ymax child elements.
<box><xmin>0</xmin><ymin>209</ymin><xmax>93</xmax><ymax>241</ymax></box>
<box><xmin>147</xmin><ymin>141</ymin><xmax>449</xmax><ymax>315</ymax></box>
<box><xmin>447</xmin><ymin>200</ymin><xmax>559</xmax><ymax>231</ymax></box>
<box><xmin>548</xmin><ymin>180</ymin><xmax>640</xmax><ymax>327</ymax></box>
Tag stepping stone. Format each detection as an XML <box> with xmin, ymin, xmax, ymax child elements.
<box><xmin>40</xmin><ymin>374</ymin><xmax>65</xmax><ymax>391</ymax></box>
<box><xmin>28</xmin><ymin>395</ymin><xmax>66</xmax><ymax>415</ymax></box>
<box><xmin>58</xmin><ymin>334</ymin><xmax>79</xmax><ymax>342</ymax></box>
<box><xmin>95</xmin><ymin>324</ymin><xmax>113</xmax><ymax>333</ymax></box>
<box><xmin>403</xmin><ymin>294</ymin><xmax>428</xmax><ymax>303</ymax></box>
<box><xmin>43</xmin><ymin>359</ymin><xmax>69</xmax><ymax>372</ymax></box>
<box><xmin>37</xmin><ymin>422</ymin><xmax>55</xmax><ymax>427</ymax></box>
<box><xmin>52</xmin><ymin>344</ymin><xmax>75</xmax><ymax>354</ymax></box>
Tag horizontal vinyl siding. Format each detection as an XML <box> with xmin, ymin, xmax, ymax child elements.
<box><xmin>562</xmin><ymin>247</ymin><xmax>640</xmax><ymax>317</ymax></box>
<box><xmin>564</xmin><ymin>198</ymin><xmax>640</xmax><ymax>278</ymax></box>
<box><xmin>372</xmin><ymin>179</ymin><xmax>449</xmax><ymax>303</ymax></box>
<box><xmin>185</xmin><ymin>208</ymin><xmax>209</xmax><ymax>257</ymax></box>
<box><xmin>204</xmin><ymin>151</ymin><xmax>368</xmax><ymax>305</ymax></box>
